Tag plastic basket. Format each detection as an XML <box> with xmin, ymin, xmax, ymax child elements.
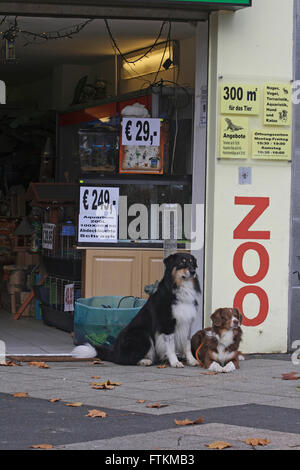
<box><xmin>73</xmin><ymin>295</ymin><xmax>147</xmax><ymax>347</ymax></box>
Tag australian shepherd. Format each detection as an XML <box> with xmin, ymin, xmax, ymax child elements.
<box><xmin>191</xmin><ymin>307</ymin><xmax>243</xmax><ymax>373</ymax></box>
<box><xmin>72</xmin><ymin>253</ymin><xmax>201</xmax><ymax>367</ymax></box>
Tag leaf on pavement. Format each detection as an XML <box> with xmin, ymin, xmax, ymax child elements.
<box><xmin>137</xmin><ymin>400</ymin><xmax>146</xmax><ymax>403</ymax></box>
<box><xmin>281</xmin><ymin>372</ymin><xmax>300</xmax><ymax>380</ymax></box>
<box><xmin>245</xmin><ymin>438</ymin><xmax>270</xmax><ymax>447</ymax></box>
<box><xmin>48</xmin><ymin>398</ymin><xmax>61</xmax><ymax>403</ymax></box>
<box><xmin>157</xmin><ymin>364</ymin><xmax>168</xmax><ymax>369</ymax></box>
<box><xmin>65</xmin><ymin>402</ymin><xmax>83</xmax><ymax>407</ymax></box>
<box><xmin>206</xmin><ymin>441</ymin><xmax>233</xmax><ymax>450</ymax></box>
<box><xmin>90</xmin><ymin>380</ymin><xmax>121</xmax><ymax>390</ymax></box>
<box><xmin>86</xmin><ymin>409</ymin><xmax>107</xmax><ymax>418</ymax></box>
<box><xmin>30</xmin><ymin>444</ymin><xmax>53</xmax><ymax>450</ymax></box>
<box><xmin>13</xmin><ymin>392</ymin><xmax>28</xmax><ymax>397</ymax></box>
<box><xmin>28</xmin><ymin>361</ymin><xmax>50</xmax><ymax>369</ymax></box>
<box><xmin>174</xmin><ymin>416</ymin><xmax>204</xmax><ymax>426</ymax></box>
<box><xmin>0</xmin><ymin>360</ymin><xmax>20</xmax><ymax>367</ymax></box>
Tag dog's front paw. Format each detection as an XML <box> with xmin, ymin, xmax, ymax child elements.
<box><xmin>208</xmin><ymin>361</ymin><xmax>223</xmax><ymax>373</ymax></box>
<box><xmin>222</xmin><ymin>361</ymin><xmax>236</xmax><ymax>373</ymax></box>
<box><xmin>138</xmin><ymin>358</ymin><xmax>153</xmax><ymax>366</ymax></box>
<box><xmin>170</xmin><ymin>360</ymin><xmax>184</xmax><ymax>368</ymax></box>
<box><xmin>187</xmin><ymin>356</ymin><xmax>199</xmax><ymax>367</ymax></box>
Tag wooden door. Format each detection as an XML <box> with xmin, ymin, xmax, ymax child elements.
<box><xmin>84</xmin><ymin>249</ymin><xmax>142</xmax><ymax>298</ymax></box>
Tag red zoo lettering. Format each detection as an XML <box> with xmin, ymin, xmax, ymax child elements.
<box><xmin>233</xmin><ymin>286</ymin><xmax>269</xmax><ymax>327</ymax></box>
<box><xmin>234</xmin><ymin>197</ymin><xmax>270</xmax><ymax>240</ymax></box>
<box><xmin>233</xmin><ymin>242</ymin><xmax>269</xmax><ymax>284</ymax></box>
<box><xmin>233</xmin><ymin>197</ymin><xmax>270</xmax><ymax>327</ymax></box>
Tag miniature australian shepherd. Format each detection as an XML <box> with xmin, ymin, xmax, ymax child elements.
<box><xmin>191</xmin><ymin>307</ymin><xmax>244</xmax><ymax>373</ymax></box>
<box><xmin>72</xmin><ymin>253</ymin><xmax>201</xmax><ymax>367</ymax></box>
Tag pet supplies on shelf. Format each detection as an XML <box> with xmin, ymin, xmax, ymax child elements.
<box><xmin>25</xmin><ymin>183</ymin><xmax>81</xmax><ymax>279</ymax></box>
<box><xmin>35</xmin><ymin>275</ymin><xmax>82</xmax><ymax>333</ymax></box>
<box><xmin>79</xmin><ymin>122</ymin><xmax>119</xmax><ymax>173</ymax></box>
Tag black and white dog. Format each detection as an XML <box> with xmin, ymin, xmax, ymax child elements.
<box><xmin>72</xmin><ymin>253</ymin><xmax>201</xmax><ymax>367</ymax></box>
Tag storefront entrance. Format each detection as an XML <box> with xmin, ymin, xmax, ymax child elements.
<box><xmin>0</xmin><ymin>1</ymin><xmax>251</xmax><ymax>357</ymax></box>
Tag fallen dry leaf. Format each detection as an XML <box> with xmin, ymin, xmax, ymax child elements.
<box><xmin>65</xmin><ymin>402</ymin><xmax>83</xmax><ymax>407</ymax></box>
<box><xmin>157</xmin><ymin>364</ymin><xmax>168</xmax><ymax>369</ymax></box>
<box><xmin>137</xmin><ymin>400</ymin><xmax>146</xmax><ymax>403</ymax></box>
<box><xmin>86</xmin><ymin>409</ymin><xmax>107</xmax><ymax>418</ymax></box>
<box><xmin>245</xmin><ymin>438</ymin><xmax>270</xmax><ymax>447</ymax></box>
<box><xmin>200</xmin><ymin>371</ymin><xmax>218</xmax><ymax>376</ymax></box>
<box><xmin>91</xmin><ymin>383</ymin><xmax>114</xmax><ymax>390</ymax></box>
<box><xmin>91</xmin><ymin>376</ymin><xmax>101</xmax><ymax>379</ymax></box>
<box><xmin>206</xmin><ymin>441</ymin><xmax>233</xmax><ymax>450</ymax></box>
<box><xmin>30</xmin><ymin>444</ymin><xmax>53</xmax><ymax>450</ymax></box>
<box><xmin>48</xmin><ymin>398</ymin><xmax>61</xmax><ymax>403</ymax></box>
<box><xmin>174</xmin><ymin>416</ymin><xmax>204</xmax><ymax>426</ymax></box>
<box><xmin>13</xmin><ymin>392</ymin><xmax>28</xmax><ymax>398</ymax></box>
<box><xmin>281</xmin><ymin>372</ymin><xmax>300</xmax><ymax>380</ymax></box>
<box><xmin>0</xmin><ymin>360</ymin><xmax>20</xmax><ymax>367</ymax></box>
<box><xmin>90</xmin><ymin>380</ymin><xmax>121</xmax><ymax>390</ymax></box>
<box><xmin>146</xmin><ymin>402</ymin><xmax>168</xmax><ymax>408</ymax></box>
<box><xmin>28</xmin><ymin>361</ymin><xmax>50</xmax><ymax>369</ymax></box>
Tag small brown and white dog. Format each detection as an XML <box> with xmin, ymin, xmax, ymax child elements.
<box><xmin>191</xmin><ymin>308</ymin><xmax>244</xmax><ymax>373</ymax></box>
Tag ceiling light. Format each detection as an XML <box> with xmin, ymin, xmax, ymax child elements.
<box><xmin>121</xmin><ymin>41</ymin><xmax>178</xmax><ymax>80</ymax></box>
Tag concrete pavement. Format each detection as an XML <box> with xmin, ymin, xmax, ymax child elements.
<box><xmin>0</xmin><ymin>354</ymin><xmax>300</xmax><ymax>451</ymax></box>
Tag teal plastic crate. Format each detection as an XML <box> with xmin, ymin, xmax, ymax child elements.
<box><xmin>74</xmin><ymin>296</ymin><xmax>147</xmax><ymax>347</ymax></box>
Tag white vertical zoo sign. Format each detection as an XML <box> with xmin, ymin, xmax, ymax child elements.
<box><xmin>0</xmin><ymin>340</ymin><xmax>6</xmax><ymax>364</ymax></box>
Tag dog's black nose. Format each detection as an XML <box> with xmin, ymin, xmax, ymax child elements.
<box><xmin>189</xmin><ymin>269</ymin><xmax>195</xmax><ymax>275</ymax></box>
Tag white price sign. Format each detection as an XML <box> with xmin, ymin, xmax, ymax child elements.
<box><xmin>64</xmin><ymin>283</ymin><xmax>74</xmax><ymax>312</ymax></box>
<box><xmin>42</xmin><ymin>223</ymin><xmax>55</xmax><ymax>250</ymax></box>
<box><xmin>122</xmin><ymin>118</ymin><xmax>160</xmax><ymax>146</ymax></box>
<box><xmin>78</xmin><ymin>186</ymin><xmax>119</xmax><ymax>243</ymax></box>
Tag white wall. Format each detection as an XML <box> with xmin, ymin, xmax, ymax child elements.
<box><xmin>205</xmin><ymin>0</ymin><xmax>294</xmax><ymax>353</ymax></box>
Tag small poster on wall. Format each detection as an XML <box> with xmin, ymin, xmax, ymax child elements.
<box><xmin>42</xmin><ymin>223</ymin><xmax>55</xmax><ymax>250</ymax></box>
<box><xmin>219</xmin><ymin>116</ymin><xmax>249</xmax><ymax>159</ymax></box>
<box><xmin>263</xmin><ymin>83</ymin><xmax>292</xmax><ymax>126</ymax></box>
<box><xmin>64</xmin><ymin>283</ymin><xmax>74</xmax><ymax>312</ymax></box>
<box><xmin>252</xmin><ymin>129</ymin><xmax>291</xmax><ymax>161</ymax></box>
<box><xmin>119</xmin><ymin>118</ymin><xmax>167</xmax><ymax>174</ymax></box>
<box><xmin>219</xmin><ymin>78</ymin><xmax>292</xmax><ymax>161</ymax></box>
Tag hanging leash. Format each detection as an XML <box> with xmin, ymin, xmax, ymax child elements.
<box><xmin>195</xmin><ymin>342</ymin><xmax>205</xmax><ymax>368</ymax></box>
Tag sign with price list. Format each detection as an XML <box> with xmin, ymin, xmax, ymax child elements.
<box><xmin>42</xmin><ymin>223</ymin><xmax>55</xmax><ymax>250</ymax></box>
<box><xmin>78</xmin><ymin>186</ymin><xmax>119</xmax><ymax>244</ymax></box>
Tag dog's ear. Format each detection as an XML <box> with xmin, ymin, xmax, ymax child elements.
<box><xmin>210</xmin><ymin>308</ymin><xmax>223</xmax><ymax>327</ymax></box>
<box><xmin>233</xmin><ymin>308</ymin><xmax>243</xmax><ymax>324</ymax></box>
<box><xmin>163</xmin><ymin>254</ymin><xmax>176</xmax><ymax>267</ymax></box>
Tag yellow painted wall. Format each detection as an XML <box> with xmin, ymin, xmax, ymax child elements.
<box><xmin>205</xmin><ymin>0</ymin><xmax>294</xmax><ymax>353</ymax></box>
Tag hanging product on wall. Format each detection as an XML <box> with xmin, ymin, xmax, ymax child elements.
<box><xmin>119</xmin><ymin>118</ymin><xmax>168</xmax><ymax>174</ymax></box>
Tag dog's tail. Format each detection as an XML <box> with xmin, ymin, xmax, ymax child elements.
<box><xmin>71</xmin><ymin>343</ymin><xmax>114</xmax><ymax>362</ymax></box>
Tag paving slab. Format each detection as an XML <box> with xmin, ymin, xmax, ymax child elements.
<box><xmin>54</xmin><ymin>423</ymin><xmax>300</xmax><ymax>451</ymax></box>
<box><xmin>1</xmin><ymin>354</ymin><xmax>300</xmax><ymax>450</ymax></box>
